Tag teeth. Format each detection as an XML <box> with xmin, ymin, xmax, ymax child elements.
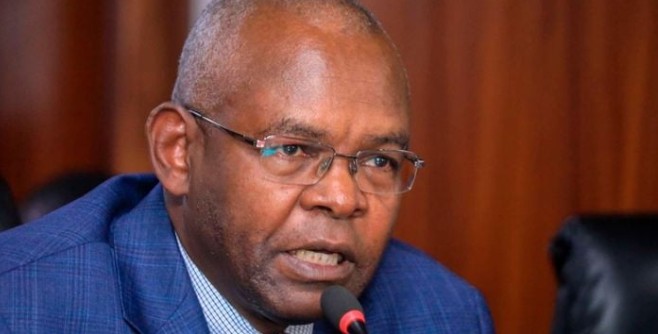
<box><xmin>292</xmin><ymin>250</ymin><xmax>342</xmax><ymax>266</ymax></box>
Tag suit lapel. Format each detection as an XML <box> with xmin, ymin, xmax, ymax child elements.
<box><xmin>111</xmin><ymin>183</ymin><xmax>208</xmax><ymax>333</ymax></box>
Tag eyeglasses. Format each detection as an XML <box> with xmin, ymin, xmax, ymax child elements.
<box><xmin>186</xmin><ymin>107</ymin><xmax>424</xmax><ymax>195</ymax></box>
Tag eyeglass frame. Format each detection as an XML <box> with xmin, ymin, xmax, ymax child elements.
<box><xmin>184</xmin><ymin>105</ymin><xmax>425</xmax><ymax>195</ymax></box>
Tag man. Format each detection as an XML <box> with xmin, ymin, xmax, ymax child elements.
<box><xmin>0</xmin><ymin>0</ymin><xmax>494</xmax><ymax>333</ymax></box>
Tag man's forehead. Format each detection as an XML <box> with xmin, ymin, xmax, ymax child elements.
<box><xmin>198</xmin><ymin>2</ymin><xmax>411</xmax><ymax>146</ymax></box>
<box><xmin>224</xmin><ymin>18</ymin><xmax>408</xmax><ymax>108</ymax></box>
<box><xmin>173</xmin><ymin>0</ymin><xmax>411</xmax><ymax>118</ymax></box>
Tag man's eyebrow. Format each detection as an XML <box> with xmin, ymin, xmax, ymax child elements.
<box><xmin>363</xmin><ymin>133</ymin><xmax>410</xmax><ymax>150</ymax></box>
<box><xmin>260</xmin><ymin>118</ymin><xmax>410</xmax><ymax>149</ymax></box>
<box><xmin>260</xmin><ymin>118</ymin><xmax>328</xmax><ymax>141</ymax></box>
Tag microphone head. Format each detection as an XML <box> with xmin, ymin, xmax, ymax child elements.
<box><xmin>321</xmin><ymin>285</ymin><xmax>367</xmax><ymax>334</ymax></box>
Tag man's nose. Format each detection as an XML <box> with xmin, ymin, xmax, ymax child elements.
<box><xmin>299</xmin><ymin>157</ymin><xmax>367</xmax><ymax>219</ymax></box>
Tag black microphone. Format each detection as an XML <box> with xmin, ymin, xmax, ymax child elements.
<box><xmin>320</xmin><ymin>285</ymin><xmax>368</xmax><ymax>334</ymax></box>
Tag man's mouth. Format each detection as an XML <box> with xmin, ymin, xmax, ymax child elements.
<box><xmin>278</xmin><ymin>246</ymin><xmax>355</xmax><ymax>282</ymax></box>
<box><xmin>289</xmin><ymin>249</ymin><xmax>345</xmax><ymax>266</ymax></box>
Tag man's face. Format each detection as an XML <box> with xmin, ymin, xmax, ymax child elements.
<box><xmin>179</xmin><ymin>11</ymin><xmax>410</xmax><ymax>331</ymax></box>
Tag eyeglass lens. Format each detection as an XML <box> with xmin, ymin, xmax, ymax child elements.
<box><xmin>257</xmin><ymin>136</ymin><xmax>418</xmax><ymax>194</ymax></box>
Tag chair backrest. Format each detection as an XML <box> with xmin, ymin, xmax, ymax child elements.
<box><xmin>19</xmin><ymin>171</ymin><xmax>110</xmax><ymax>223</ymax></box>
<box><xmin>550</xmin><ymin>214</ymin><xmax>658</xmax><ymax>334</ymax></box>
<box><xmin>0</xmin><ymin>176</ymin><xmax>21</xmax><ymax>231</ymax></box>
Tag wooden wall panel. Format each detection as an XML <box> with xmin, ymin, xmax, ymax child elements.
<box><xmin>0</xmin><ymin>1</ymin><xmax>188</xmax><ymax>200</ymax></box>
<box><xmin>0</xmin><ymin>1</ymin><xmax>111</xmax><ymax>200</ymax></box>
<box><xmin>360</xmin><ymin>1</ymin><xmax>658</xmax><ymax>333</ymax></box>
<box><xmin>109</xmin><ymin>0</ymin><xmax>188</xmax><ymax>172</ymax></box>
<box><xmin>573</xmin><ymin>0</ymin><xmax>658</xmax><ymax>212</ymax></box>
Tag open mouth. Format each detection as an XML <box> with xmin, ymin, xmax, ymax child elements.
<box><xmin>289</xmin><ymin>249</ymin><xmax>345</xmax><ymax>266</ymax></box>
<box><xmin>279</xmin><ymin>246</ymin><xmax>356</xmax><ymax>282</ymax></box>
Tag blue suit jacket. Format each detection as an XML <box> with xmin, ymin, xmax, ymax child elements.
<box><xmin>0</xmin><ymin>174</ymin><xmax>493</xmax><ymax>333</ymax></box>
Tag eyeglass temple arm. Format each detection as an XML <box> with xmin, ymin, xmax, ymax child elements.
<box><xmin>186</xmin><ymin>107</ymin><xmax>260</xmax><ymax>147</ymax></box>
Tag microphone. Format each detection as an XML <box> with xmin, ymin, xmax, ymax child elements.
<box><xmin>320</xmin><ymin>285</ymin><xmax>368</xmax><ymax>334</ymax></box>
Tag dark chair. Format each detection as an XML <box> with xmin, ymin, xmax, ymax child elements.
<box><xmin>550</xmin><ymin>213</ymin><xmax>658</xmax><ymax>334</ymax></box>
<box><xmin>0</xmin><ymin>176</ymin><xmax>21</xmax><ymax>232</ymax></box>
<box><xmin>20</xmin><ymin>171</ymin><xmax>110</xmax><ymax>223</ymax></box>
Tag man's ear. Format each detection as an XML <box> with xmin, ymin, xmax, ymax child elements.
<box><xmin>146</xmin><ymin>102</ymin><xmax>199</xmax><ymax>197</ymax></box>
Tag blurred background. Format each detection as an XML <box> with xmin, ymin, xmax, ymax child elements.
<box><xmin>1</xmin><ymin>1</ymin><xmax>657</xmax><ymax>333</ymax></box>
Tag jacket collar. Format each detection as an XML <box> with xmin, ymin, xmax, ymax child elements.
<box><xmin>110</xmin><ymin>179</ymin><xmax>208</xmax><ymax>333</ymax></box>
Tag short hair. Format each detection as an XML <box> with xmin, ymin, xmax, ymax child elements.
<box><xmin>171</xmin><ymin>0</ymin><xmax>405</xmax><ymax>113</ymax></box>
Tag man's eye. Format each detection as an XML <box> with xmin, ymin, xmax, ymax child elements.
<box><xmin>281</xmin><ymin>145</ymin><xmax>301</xmax><ymax>155</ymax></box>
<box><xmin>262</xmin><ymin>144</ymin><xmax>308</xmax><ymax>157</ymax></box>
<box><xmin>364</xmin><ymin>155</ymin><xmax>397</xmax><ymax>170</ymax></box>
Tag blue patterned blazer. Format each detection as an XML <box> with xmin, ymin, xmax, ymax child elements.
<box><xmin>0</xmin><ymin>174</ymin><xmax>493</xmax><ymax>333</ymax></box>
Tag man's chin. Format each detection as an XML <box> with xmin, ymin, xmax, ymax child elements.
<box><xmin>250</xmin><ymin>289</ymin><xmax>326</xmax><ymax>326</ymax></box>
<box><xmin>242</xmin><ymin>272</ymin><xmax>370</xmax><ymax>328</ymax></box>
